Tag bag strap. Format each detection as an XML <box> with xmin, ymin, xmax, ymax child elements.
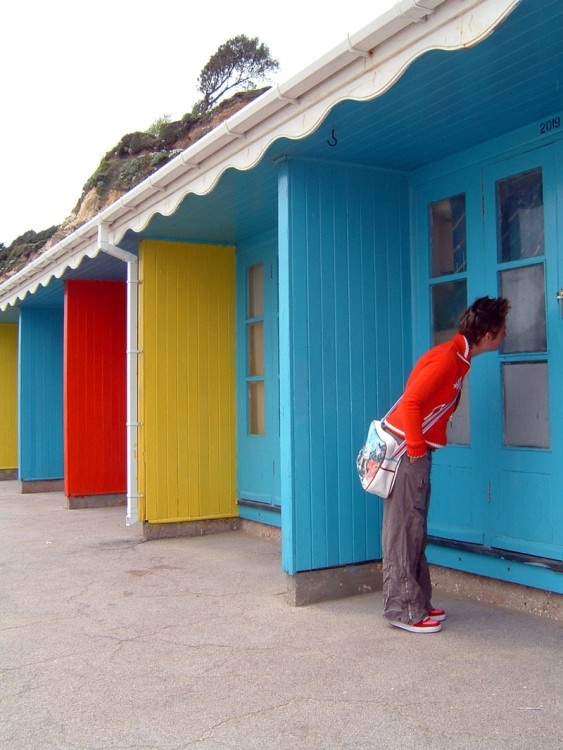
<box><xmin>387</xmin><ymin>394</ymin><xmax>460</xmax><ymax>460</ymax></box>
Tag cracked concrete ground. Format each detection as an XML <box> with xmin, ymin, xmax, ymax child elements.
<box><xmin>0</xmin><ymin>481</ymin><xmax>561</xmax><ymax>750</ymax></box>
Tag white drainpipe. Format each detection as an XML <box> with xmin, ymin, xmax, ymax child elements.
<box><xmin>98</xmin><ymin>223</ymin><xmax>140</xmax><ymax>526</ymax></box>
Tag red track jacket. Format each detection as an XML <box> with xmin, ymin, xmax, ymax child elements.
<box><xmin>385</xmin><ymin>333</ymin><xmax>471</xmax><ymax>458</ymax></box>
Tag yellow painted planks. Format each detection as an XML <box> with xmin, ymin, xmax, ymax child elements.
<box><xmin>0</xmin><ymin>325</ymin><xmax>18</xmax><ymax>469</ymax></box>
<box><xmin>139</xmin><ymin>241</ymin><xmax>236</xmax><ymax>523</ymax></box>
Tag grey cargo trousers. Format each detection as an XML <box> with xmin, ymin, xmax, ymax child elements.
<box><xmin>382</xmin><ymin>451</ymin><xmax>432</xmax><ymax>625</ymax></box>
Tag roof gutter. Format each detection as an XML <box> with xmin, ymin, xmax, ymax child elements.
<box><xmin>0</xmin><ymin>0</ymin><xmax>520</xmax><ymax>312</ymax></box>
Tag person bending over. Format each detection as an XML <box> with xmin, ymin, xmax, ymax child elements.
<box><xmin>381</xmin><ymin>296</ymin><xmax>510</xmax><ymax>633</ymax></box>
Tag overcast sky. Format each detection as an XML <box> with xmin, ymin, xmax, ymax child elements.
<box><xmin>0</xmin><ymin>1</ymin><xmax>397</xmax><ymax>246</ymax></box>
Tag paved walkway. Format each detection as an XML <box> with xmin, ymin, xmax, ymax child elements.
<box><xmin>1</xmin><ymin>481</ymin><xmax>561</xmax><ymax>749</ymax></box>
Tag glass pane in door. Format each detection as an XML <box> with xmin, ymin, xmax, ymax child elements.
<box><xmin>430</xmin><ymin>194</ymin><xmax>467</xmax><ymax>276</ymax></box>
<box><xmin>246</xmin><ymin>263</ymin><xmax>265</xmax><ymax>435</ymax></box>
<box><xmin>447</xmin><ymin>382</ymin><xmax>470</xmax><ymax>446</ymax></box>
<box><xmin>247</xmin><ymin>322</ymin><xmax>264</xmax><ymax>376</ymax></box>
<box><xmin>497</xmin><ymin>168</ymin><xmax>544</xmax><ymax>262</ymax></box>
<box><xmin>503</xmin><ymin>362</ymin><xmax>549</xmax><ymax>448</ymax></box>
<box><xmin>431</xmin><ymin>280</ymin><xmax>467</xmax><ymax>344</ymax></box>
<box><xmin>431</xmin><ymin>279</ymin><xmax>469</xmax><ymax>444</ymax></box>
<box><xmin>248</xmin><ymin>381</ymin><xmax>265</xmax><ymax>435</ymax></box>
<box><xmin>247</xmin><ymin>263</ymin><xmax>264</xmax><ymax>317</ymax></box>
<box><xmin>500</xmin><ymin>265</ymin><xmax>546</xmax><ymax>353</ymax></box>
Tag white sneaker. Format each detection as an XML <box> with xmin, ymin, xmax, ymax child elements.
<box><xmin>389</xmin><ymin>617</ymin><xmax>442</xmax><ymax>633</ymax></box>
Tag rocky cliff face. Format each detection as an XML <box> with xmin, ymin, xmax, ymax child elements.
<box><xmin>0</xmin><ymin>89</ymin><xmax>266</xmax><ymax>281</ymax></box>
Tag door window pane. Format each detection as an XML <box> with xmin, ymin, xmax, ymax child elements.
<box><xmin>447</xmin><ymin>380</ymin><xmax>470</xmax><ymax>445</ymax></box>
<box><xmin>503</xmin><ymin>362</ymin><xmax>549</xmax><ymax>448</ymax></box>
<box><xmin>431</xmin><ymin>280</ymin><xmax>467</xmax><ymax>345</ymax></box>
<box><xmin>246</xmin><ymin>262</ymin><xmax>266</xmax><ymax>435</ymax></box>
<box><xmin>497</xmin><ymin>168</ymin><xmax>544</xmax><ymax>262</ymax></box>
<box><xmin>430</xmin><ymin>194</ymin><xmax>466</xmax><ymax>277</ymax></box>
<box><xmin>432</xmin><ymin>280</ymin><xmax>469</xmax><ymax>444</ymax></box>
<box><xmin>500</xmin><ymin>264</ymin><xmax>546</xmax><ymax>353</ymax></box>
<box><xmin>247</xmin><ymin>322</ymin><xmax>264</xmax><ymax>376</ymax></box>
<box><xmin>248</xmin><ymin>381</ymin><xmax>265</xmax><ymax>435</ymax></box>
<box><xmin>247</xmin><ymin>263</ymin><xmax>264</xmax><ymax>318</ymax></box>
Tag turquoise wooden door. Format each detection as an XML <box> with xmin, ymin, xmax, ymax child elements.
<box><xmin>414</xmin><ymin>168</ymin><xmax>483</xmax><ymax>545</ymax></box>
<box><xmin>414</xmin><ymin>143</ymin><xmax>563</xmax><ymax>562</ymax></box>
<box><xmin>236</xmin><ymin>239</ymin><xmax>281</xmax><ymax>524</ymax></box>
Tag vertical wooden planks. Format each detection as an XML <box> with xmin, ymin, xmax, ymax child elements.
<box><xmin>280</xmin><ymin>159</ymin><xmax>411</xmax><ymax>574</ymax></box>
<box><xmin>139</xmin><ymin>240</ymin><xmax>237</xmax><ymax>524</ymax></box>
<box><xmin>19</xmin><ymin>308</ymin><xmax>64</xmax><ymax>481</ymax></box>
<box><xmin>0</xmin><ymin>324</ymin><xmax>18</xmax><ymax>470</ymax></box>
<box><xmin>64</xmin><ymin>280</ymin><xmax>127</xmax><ymax>497</ymax></box>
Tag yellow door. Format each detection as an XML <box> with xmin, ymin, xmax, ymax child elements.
<box><xmin>139</xmin><ymin>240</ymin><xmax>237</xmax><ymax>524</ymax></box>
<box><xmin>0</xmin><ymin>324</ymin><xmax>18</xmax><ymax>471</ymax></box>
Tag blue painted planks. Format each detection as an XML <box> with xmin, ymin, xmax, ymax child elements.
<box><xmin>19</xmin><ymin>308</ymin><xmax>64</xmax><ymax>481</ymax></box>
<box><xmin>279</xmin><ymin>159</ymin><xmax>411</xmax><ymax>574</ymax></box>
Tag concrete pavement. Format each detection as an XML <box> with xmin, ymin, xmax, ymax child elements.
<box><xmin>1</xmin><ymin>481</ymin><xmax>561</xmax><ymax>749</ymax></box>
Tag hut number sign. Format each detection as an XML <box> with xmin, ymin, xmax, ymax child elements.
<box><xmin>539</xmin><ymin>116</ymin><xmax>560</xmax><ymax>135</ymax></box>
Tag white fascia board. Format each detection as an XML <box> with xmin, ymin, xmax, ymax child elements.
<box><xmin>0</xmin><ymin>0</ymin><xmax>520</xmax><ymax>311</ymax></box>
<box><xmin>0</xmin><ymin>222</ymin><xmax>100</xmax><ymax>310</ymax></box>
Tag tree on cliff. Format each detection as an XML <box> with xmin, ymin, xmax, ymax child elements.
<box><xmin>195</xmin><ymin>34</ymin><xmax>279</xmax><ymax>114</ymax></box>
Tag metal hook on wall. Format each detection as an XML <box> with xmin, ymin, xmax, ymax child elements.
<box><xmin>327</xmin><ymin>129</ymin><xmax>338</xmax><ymax>147</ymax></box>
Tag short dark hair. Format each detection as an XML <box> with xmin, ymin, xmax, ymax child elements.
<box><xmin>458</xmin><ymin>296</ymin><xmax>510</xmax><ymax>345</ymax></box>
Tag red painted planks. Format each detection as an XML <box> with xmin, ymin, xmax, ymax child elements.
<box><xmin>64</xmin><ymin>280</ymin><xmax>127</xmax><ymax>497</ymax></box>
